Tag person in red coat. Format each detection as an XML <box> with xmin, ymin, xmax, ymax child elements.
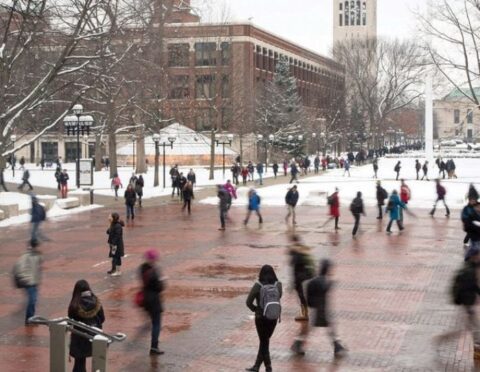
<box><xmin>322</xmin><ymin>188</ymin><xmax>340</xmax><ymax>230</ymax></box>
<box><xmin>399</xmin><ymin>179</ymin><xmax>411</xmax><ymax>222</ymax></box>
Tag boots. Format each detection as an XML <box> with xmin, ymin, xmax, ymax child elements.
<box><xmin>107</xmin><ymin>263</ymin><xmax>116</xmax><ymax>275</ymax></box>
<box><xmin>290</xmin><ymin>339</ymin><xmax>306</xmax><ymax>355</ymax></box>
<box><xmin>294</xmin><ymin>305</ymin><xmax>309</xmax><ymax>321</ymax></box>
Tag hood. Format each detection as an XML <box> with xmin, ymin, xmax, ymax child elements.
<box><xmin>77</xmin><ymin>295</ymin><xmax>102</xmax><ymax>319</ymax></box>
<box><xmin>290</xmin><ymin>243</ymin><xmax>311</xmax><ymax>254</ymax></box>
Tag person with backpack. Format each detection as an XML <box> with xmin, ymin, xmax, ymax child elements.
<box><xmin>30</xmin><ymin>195</ymin><xmax>48</xmax><ymax>242</ymax></box>
<box><xmin>244</xmin><ymin>189</ymin><xmax>263</xmax><ymax>226</ymax></box>
<box><xmin>106</xmin><ymin>212</ymin><xmax>124</xmax><ymax>276</ymax></box>
<box><xmin>415</xmin><ymin>159</ymin><xmax>421</xmax><ymax>180</ymax></box>
<box><xmin>111</xmin><ymin>173</ymin><xmax>122</xmax><ymax>200</ymax></box>
<box><xmin>289</xmin><ymin>235</ymin><xmax>315</xmax><ymax>321</ymax></box>
<box><xmin>129</xmin><ymin>172</ymin><xmax>138</xmax><ymax>186</ymax></box>
<box><xmin>245</xmin><ymin>265</ymin><xmax>282</xmax><ymax>372</ymax></box>
<box><xmin>68</xmin><ymin>279</ymin><xmax>105</xmax><ymax>372</ymax></box>
<box><xmin>18</xmin><ymin>169</ymin><xmax>33</xmax><ymax>191</ymax></box>
<box><xmin>399</xmin><ymin>179</ymin><xmax>411</xmax><ymax>222</ymax></box>
<box><xmin>322</xmin><ymin>188</ymin><xmax>340</xmax><ymax>230</ymax></box>
<box><xmin>59</xmin><ymin>169</ymin><xmax>69</xmax><ymax>198</ymax></box>
<box><xmin>462</xmin><ymin>185</ymin><xmax>480</xmax><ymax>248</ymax></box>
<box><xmin>224</xmin><ymin>180</ymin><xmax>237</xmax><ymax>208</ymax></box>
<box><xmin>435</xmin><ymin>247</ymin><xmax>480</xmax><ymax>352</ymax></box>
<box><xmin>139</xmin><ymin>249</ymin><xmax>166</xmax><ymax>356</ymax></box>
<box><xmin>14</xmin><ymin>239</ymin><xmax>42</xmax><ymax>326</ymax></box>
<box><xmin>135</xmin><ymin>175</ymin><xmax>144</xmax><ymax>207</ymax></box>
<box><xmin>430</xmin><ymin>179</ymin><xmax>450</xmax><ymax>217</ymax></box>
<box><xmin>124</xmin><ymin>184</ymin><xmax>137</xmax><ymax>221</ymax></box>
<box><xmin>291</xmin><ymin>259</ymin><xmax>347</xmax><ymax>358</ymax></box>
<box><xmin>386</xmin><ymin>190</ymin><xmax>406</xmax><ymax>234</ymax></box>
<box><xmin>376</xmin><ymin>181</ymin><xmax>388</xmax><ymax>219</ymax></box>
<box><xmin>350</xmin><ymin>191</ymin><xmax>365</xmax><ymax>237</ymax></box>
<box><xmin>394</xmin><ymin>161</ymin><xmax>401</xmax><ymax>181</ymax></box>
<box><xmin>285</xmin><ymin>185</ymin><xmax>299</xmax><ymax>226</ymax></box>
<box><xmin>421</xmin><ymin>160</ymin><xmax>429</xmax><ymax>181</ymax></box>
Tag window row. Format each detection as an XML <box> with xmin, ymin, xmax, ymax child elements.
<box><xmin>454</xmin><ymin>109</ymin><xmax>474</xmax><ymax>124</ymax></box>
<box><xmin>339</xmin><ymin>1</ymin><xmax>367</xmax><ymax>26</ymax></box>
<box><xmin>195</xmin><ymin>107</ymin><xmax>232</xmax><ymax>131</ymax></box>
<box><xmin>167</xmin><ymin>42</ymin><xmax>230</xmax><ymax>67</ymax></box>
<box><xmin>169</xmin><ymin>75</ymin><xmax>230</xmax><ymax>99</ymax></box>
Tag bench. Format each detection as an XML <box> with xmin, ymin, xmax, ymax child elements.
<box><xmin>0</xmin><ymin>203</ymin><xmax>19</xmax><ymax>218</ymax></box>
<box><xmin>56</xmin><ymin>197</ymin><xmax>80</xmax><ymax>209</ymax></box>
<box><xmin>37</xmin><ymin>195</ymin><xmax>57</xmax><ymax>211</ymax></box>
<box><xmin>69</xmin><ymin>191</ymin><xmax>90</xmax><ymax>206</ymax></box>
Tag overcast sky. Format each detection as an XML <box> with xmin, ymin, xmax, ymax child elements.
<box><xmin>194</xmin><ymin>0</ymin><xmax>425</xmax><ymax>57</ymax></box>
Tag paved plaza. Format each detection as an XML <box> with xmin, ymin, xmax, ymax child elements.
<box><xmin>0</xmin><ymin>199</ymin><xmax>477</xmax><ymax>372</ymax></box>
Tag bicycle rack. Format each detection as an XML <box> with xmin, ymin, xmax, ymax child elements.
<box><xmin>28</xmin><ymin>316</ymin><xmax>127</xmax><ymax>372</ymax></box>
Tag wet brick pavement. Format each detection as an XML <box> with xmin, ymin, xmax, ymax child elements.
<box><xmin>0</xmin><ymin>200</ymin><xmax>478</xmax><ymax>372</ymax></box>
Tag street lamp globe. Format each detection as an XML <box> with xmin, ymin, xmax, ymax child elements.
<box><xmin>288</xmin><ymin>135</ymin><xmax>293</xmax><ymax>142</ymax></box>
<box><xmin>79</xmin><ymin>115</ymin><xmax>94</xmax><ymax>127</ymax></box>
<box><xmin>227</xmin><ymin>133</ymin><xmax>234</xmax><ymax>141</ymax></box>
<box><xmin>152</xmin><ymin>133</ymin><xmax>160</xmax><ymax>142</ymax></box>
<box><xmin>10</xmin><ymin>134</ymin><xmax>16</xmax><ymax>142</ymax></box>
<box><xmin>72</xmin><ymin>104</ymin><xmax>83</xmax><ymax>115</ymax></box>
<box><xmin>268</xmin><ymin>134</ymin><xmax>274</xmax><ymax>142</ymax></box>
<box><xmin>168</xmin><ymin>136</ymin><xmax>176</xmax><ymax>144</ymax></box>
<box><xmin>298</xmin><ymin>135</ymin><xmax>303</xmax><ymax>141</ymax></box>
<box><xmin>257</xmin><ymin>134</ymin><xmax>263</xmax><ymax>141</ymax></box>
<box><xmin>312</xmin><ymin>132</ymin><xmax>317</xmax><ymax>138</ymax></box>
<box><xmin>320</xmin><ymin>132</ymin><xmax>325</xmax><ymax>138</ymax></box>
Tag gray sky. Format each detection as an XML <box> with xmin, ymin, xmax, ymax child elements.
<box><xmin>195</xmin><ymin>0</ymin><xmax>424</xmax><ymax>57</ymax></box>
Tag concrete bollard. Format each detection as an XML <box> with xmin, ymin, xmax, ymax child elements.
<box><xmin>50</xmin><ymin>321</ymin><xmax>68</xmax><ymax>372</ymax></box>
<box><xmin>92</xmin><ymin>335</ymin><xmax>109</xmax><ymax>372</ymax></box>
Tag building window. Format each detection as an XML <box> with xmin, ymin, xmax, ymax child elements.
<box><xmin>454</xmin><ymin>109</ymin><xmax>460</xmax><ymax>124</ymax></box>
<box><xmin>196</xmin><ymin>109</ymin><xmax>213</xmax><ymax>131</ymax></box>
<box><xmin>65</xmin><ymin>142</ymin><xmax>81</xmax><ymax>163</ymax></box>
<box><xmin>339</xmin><ymin>3</ymin><xmax>343</xmax><ymax>10</ymax></box>
<box><xmin>356</xmin><ymin>1</ymin><xmax>361</xmax><ymax>25</ymax></box>
<box><xmin>221</xmin><ymin>75</ymin><xmax>230</xmax><ymax>98</ymax></box>
<box><xmin>362</xmin><ymin>2</ymin><xmax>367</xmax><ymax>25</ymax></box>
<box><xmin>167</xmin><ymin>44</ymin><xmax>190</xmax><ymax>67</ymax></box>
<box><xmin>41</xmin><ymin>142</ymin><xmax>58</xmax><ymax>162</ymax></box>
<box><xmin>339</xmin><ymin>14</ymin><xmax>343</xmax><ymax>26</ymax></box>
<box><xmin>221</xmin><ymin>106</ymin><xmax>233</xmax><ymax>129</ymax></box>
<box><xmin>195</xmin><ymin>43</ymin><xmax>217</xmax><ymax>66</ymax></box>
<box><xmin>345</xmin><ymin>1</ymin><xmax>349</xmax><ymax>25</ymax></box>
<box><xmin>467</xmin><ymin>109</ymin><xmax>473</xmax><ymax>124</ymax></box>
<box><xmin>220</xmin><ymin>42</ymin><xmax>230</xmax><ymax>65</ymax></box>
<box><xmin>169</xmin><ymin>75</ymin><xmax>190</xmax><ymax>99</ymax></box>
<box><xmin>468</xmin><ymin>129</ymin><xmax>473</xmax><ymax>139</ymax></box>
<box><xmin>195</xmin><ymin>75</ymin><xmax>215</xmax><ymax>98</ymax></box>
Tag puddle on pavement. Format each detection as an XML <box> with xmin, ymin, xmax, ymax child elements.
<box><xmin>166</xmin><ymin>285</ymin><xmax>248</xmax><ymax>299</ymax></box>
<box><xmin>192</xmin><ymin>263</ymin><xmax>259</xmax><ymax>280</ymax></box>
<box><xmin>246</xmin><ymin>243</ymin><xmax>283</xmax><ymax>249</ymax></box>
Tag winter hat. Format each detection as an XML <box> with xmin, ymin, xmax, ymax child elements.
<box><xmin>468</xmin><ymin>184</ymin><xmax>479</xmax><ymax>201</ymax></box>
<box><xmin>144</xmin><ymin>249</ymin><xmax>159</xmax><ymax>261</ymax></box>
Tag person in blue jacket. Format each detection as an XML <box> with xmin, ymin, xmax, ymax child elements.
<box><xmin>386</xmin><ymin>190</ymin><xmax>406</xmax><ymax>234</ymax></box>
<box><xmin>244</xmin><ymin>189</ymin><xmax>263</xmax><ymax>226</ymax></box>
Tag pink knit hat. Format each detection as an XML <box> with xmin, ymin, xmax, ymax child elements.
<box><xmin>144</xmin><ymin>249</ymin><xmax>159</xmax><ymax>261</ymax></box>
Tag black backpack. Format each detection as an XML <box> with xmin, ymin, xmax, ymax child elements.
<box><xmin>386</xmin><ymin>199</ymin><xmax>394</xmax><ymax>211</ymax></box>
<box><xmin>350</xmin><ymin>199</ymin><xmax>362</xmax><ymax>214</ymax></box>
<box><xmin>327</xmin><ymin>195</ymin><xmax>333</xmax><ymax>205</ymax></box>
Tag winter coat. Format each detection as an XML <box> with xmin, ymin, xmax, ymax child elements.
<box><xmin>289</xmin><ymin>246</ymin><xmax>314</xmax><ymax>286</ymax></box>
<box><xmin>376</xmin><ymin>186</ymin><xmax>388</xmax><ymax>205</ymax></box>
<box><xmin>400</xmin><ymin>185</ymin><xmax>411</xmax><ymax>203</ymax></box>
<box><xmin>187</xmin><ymin>172</ymin><xmax>196</xmax><ymax>184</ymax></box>
<box><xmin>462</xmin><ymin>204</ymin><xmax>480</xmax><ymax>242</ymax></box>
<box><xmin>306</xmin><ymin>276</ymin><xmax>332</xmax><ymax>327</ymax></box>
<box><xmin>329</xmin><ymin>192</ymin><xmax>340</xmax><ymax>217</ymax></box>
<box><xmin>248</xmin><ymin>192</ymin><xmax>261</xmax><ymax>211</ymax></box>
<box><xmin>218</xmin><ymin>189</ymin><xmax>230</xmax><ymax>211</ymax></box>
<box><xmin>178</xmin><ymin>176</ymin><xmax>187</xmax><ymax>190</ymax></box>
<box><xmin>139</xmin><ymin>262</ymin><xmax>165</xmax><ymax>314</ymax></box>
<box><xmin>350</xmin><ymin>196</ymin><xmax>364</xmax><ymax>215</ymax></box>
<box><xmin>415</xmin><ymin>162</ymin><xmax>421</xmax><ymax>171</ymax></box>
<box><xmin>272</xmin><ymin>163</ymin><xmax>279</xmax><ymax>173</ymax></box>
<box><xmin>15</xmin><ymin>250</ymin><xmax>42</xmax><ymax>286</ymax></box>
<box><xmin>456</xmin><ymin>261</ymin><xmax>480</xmax><ymax>306</ymax></box>
<box><xmin>124</xmin><ymin>189</ymin><xmax>136</xmax><ymax>206</ymax></box>
<box><xmin>31</xmin><ymin>200</ymin><xmax>46</xmax><ymax>223</ymax></box>
<box><xmin>224</xmin><ymin>183</ymin><xmax>237</xmax><ymax>199</ymax></box>
<box><xmin>248</xmin><ymin>164</ymin><xmax>254</xmax><ymax>174</ymax></box>
<box><xmin>246</xmin><ymin>281</ymin><xmax>283</xmax><ymax>319</ymax></box>
<box><xmin>344</xmin><ymin>161</ymin><xmax>350</xmax><ymax>170</ymax></box>
<box><xmin>59</xmin><ymin>173</ymin><xmax>69</xmax><ymax>185</ymax></box>
<box><xmin>22</xmin><ymin>170</ymin><xmax>30</xmax><ymax>181</ymax></box>
<box><xmin>256</xmin><ymin>163</ymin><xmax>264</xmax><ymax>174</ymax></box>
<box><xmin>182</xmin><ymin>186</ymin><xmax>194</xmax><ymax>201</ymax></box>
<box><xmin>241</xmin><ymin>168</ymin><xmax>249</xmax><ymax>178</ymax></box>
<box><xmin>436</xmin><ymin>184</ymin><xmax>446</xmax><ymax>199</ymax></box>
<box><xmin>291</xmin><ymin>164</ymin><xmax>299</xmax><ymax>176</ymax></box>
<box><xmin>107</xmin><ymin>221</ymin><xmax>124</xmax><ymax>257</ymax></box>
<box><xmin>69</xmin><ymin>294</ymin><xmax>105</xmax><ymax>358</ymax></box>
<box><xmin>285</xmin><ymin>189</ymin><xmax>299</xmax><ymax>207</ymax></box>
<box><xmin>112</xmin><ymin>177</ymin><xmax>122</xmax><ymax>188</ymax></box>
<box><xmin>387</xmin><ymin>194</ymin><xmax>405</xmax><ymax>221</ymax></box>
<box><xmin>135</xmin><ymin>178</ymin><xmax>144</xmax><ymax>195</ymax></box>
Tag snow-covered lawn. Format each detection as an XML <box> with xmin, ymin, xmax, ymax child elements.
<box><xmin>200</xmin><ymin>157</ymin><xmax>480</xmax><ymax>210</ymax></box>
<box><xmin>0</xmin><ymin>192</ymin><xmax>102</xmax><ymax>228</ymax></box>
<box><xmin>2</xmin><ymin>163</ymin><xmax>274</xmax><ymax>199</ymax></box>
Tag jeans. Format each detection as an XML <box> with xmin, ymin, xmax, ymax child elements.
<box><xmin>377</xmin><ymin>204</ymin><xmax>383</xmax><ymax>218</ymax></box>
<box><xmin>220</xmin><ymin>209</ymin><xmax>227</xmax><ymax>228</ymax></box>
<box><xmin>244</xmin><ymin>210</ymin><xmax>263</xmax><ymax>225</ymax></box>
<box><xmin>431</xmin><ymin>197</ymin><xmax>450</xmax><ymax>216</ymax></box>
<box><xmin>25</xmin><ymin>286</ymin><xmax>37</xmax><ymax>322</ymax></box>
<box><xmin>60</xmin><ymin>184</ymin><xmax>67</xmax><ymax>198</ymax></box>
<box><xmin>289</xmin><ymin>174</ymin><xmax>298</xmax><ymax>184</ymax></box>
<box><xmin>352</xmin><ymin>213</ymin><xmax>361</xmax><ymax>235</ymax></box>
<box><xmin>150</xmin><ymin>311</ymin><xmax>162</xmax><ymax>349</ymax></box>
<box><xmin>286</xmin><ymin>205</ymin><xmax>296</xmax><ymax>224</ymax></box>
<box><xmin>258</xmin><ymin>173</ymin><xmax>263</xmax><ymax>185</ymax></box>
<box><xmin>73</xmin><ymin>357</ymin><xmax>86</xmax><ymax>372</ymax></box>
<box><xmin>31</xmin><ymin>221</ymin><xmax>43</xmax><ymax>242</ymax></box>
<box><xmin>126</xmin><ymin>204</ymin><xmax>135</xmax><ymax>219</ymax></box>
<box><xmin>387</xmin><ymin>219</ymin><xmax>403</xmax><ymax>232</ymax></box>
<box><xmin>18</xmin><ymin>180</ymin><xmax>33</xmax><ymax>191</ymax></box>
<box><xmin>254</xmin><ymin>317</ymin><xmax>277</xmax><ymax>368</ymax></box>
<box><xmin>182</xmin><ymin>199</ymin><xmax>191</xmax><ymax>213</ymax></box>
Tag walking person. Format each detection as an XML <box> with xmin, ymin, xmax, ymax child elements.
<box><xmin>187</xmin><ymin>168</ymin><xmax>196</xmax><ymax>188</ymax></box>
<box><xmin>323</xmin><ymin>188</ymin><xmax>340</xmax><ymax>230</ymax></box>
<box><xmin>376</xmin><ymin>181</ymin><xmax>388</xmax><ymax>219</ymax></box>
<box><xmin>18</xmin><ymin>169</ymin><xmax>33</xmax><ymax>191</ymax></box>
<box><xmin>111</xmin><ymin>173</ymin><xmax>122</xmax><ymax>200</ymax></box>
<box><xmin>430</xmin><ymin>179</ymin><xmax>450</xmax><ymax>217</ymax></box>
<box><xmin>291</xmin><ymin>259</ymin><xmax>347</xmax><ymax>358</ymax></box>
<box><xmin>59</xmin><ymin>169</ymin><xmax>69</xmax><ymax>198</ymax></box>
<box><xmin>272</xmin><ymin>162</ymin><xmax>279</xmax><ymax>179</ymax></box>
<box><xmin>19</xmin><ymin>156</ymin><xmax>25</xmax><ymax>170</ymax></box>
<box><xmin>241</xmin><ymin>166</ymin><xmax>249</xmax><ymax>185</ymax></box>
<box><xmin>217</xmin><ymin>185</ymin><xmax>230</xmax><ymax>231</ymax></box>
<box><xmin>55</xmin><ymin>166</ymin><xmax>62</xmax><ymax>191</ymax></box>
<box><xmin>129</xmin><ymin>172</ymin><xmax>138</xmax><ymax>186</ymax></box>
<box><xmin>106</xmin><ymin>212</ymin><xmax>124</xmax><ymax>276</ymax></box>
<box><xmin>394</xmin><ymin>161</ymin><xmax>401</xmax><ymax>181</ymax></box>
<box><xmin>245</xmin><ymin>265</ymin><xmax>282</xmax><ymax>372</ymax></box>
<box><xmin>124</xmin><ymin>184</ymin><xmax>137</xmax><ymax>221</ymax></box>
<box><xmin>135</xmin><ymin>175</ymin><xmax>144</xmax><ymax>207</ymax></box>
<box><xmin>170</xmin><ymin>165</ymin><xmax>180</xmax><ymax>197</ymax></box>
<box><xmin>248</xmin><ymin>161</ymin><xmax>255</xmax><ymax>182</ymax></box>
<box><xmin>231</xmin><ymin>163</ymin><xmax>240</xmax><ymax>185</ymax></box>
<box><xmin>314</xmin><ymin>155</ymin><xmax>320</xmax><ymax>174</ymax></box>
<box><xmin>285</xmin><ymin>185</ymin><xmax>299</xmax><ymax>226</ymax></box>
<box><xmin>68</xmin><ymin>280</ymin><xmax>105</xmax><ymax>372</ymax></box>
<box><xmin>421</xmin><ymin>160</ymin><xmax>429</xmax><ymax>181</ymax></box>
<box><xmin>256</xmin><ymin>162</ymin><xmax>264</xmax><ymax>185</ymax></box>
<box><xmin>350</xmin><ymin>191</ymin><xmax>365</xmax><ymax>237</ymax></box>
<box><xmin>283</xmin><ymin>159</ymin><xmax>288</xmax><ymax>176</ymax></box>
<box><xmin>399</xmin><ymin>179</ymin><xmax>411</xmax><ymax>222</ymax></box>
<box><xmin>386</xmin><ymin>190</ymin><xmax>406</xmax><ymax>234</ymax></box>
<box><xmin>14</xmin><ymin>239</ymin><xmax>42</xmax><ymax>326</ymax></box>
<box><xmin>30</xmin><ymin>195</ymin><xmax>48</xmax><ymax>242</ymax></box>
<box><xmin>139</xmin><ymin>249</ymin><xmax>166</xmax><ymax>355</ymax></box>
<box><xmin>244</xmin><ymin>189</ymin><xmax>263</xmax><ymax>226</ymax></box>
<box><xmin>415</xmin><ymin>159</ymin><xmax>421</xmax><ymax>180</ymax></box>
<box><xmin>289</xmin><ymin>162</ymin><xmax>299</xmax><ymax>184</ymax></box>
<box><xmin>343</xmin><ymin>159</ymin><xmax>351</xmax><ymax>177</ymax></box>
<box><xmin>178</xmin><ymin>173</ymin><xmax>187</xmax><ymax>201</ymax></box>
<box><xmin>0</xmin><ymin>167</ymin><xmax>8</xmax><ymax>191</ymax></box>
<box><xmin>288</xmin><ymin>235</ymin><xmax>314</xmax><ymax>321</ymax></box>
<box><xmin>372</xmin><ymin>157</ymin><xmax>378</xmax><ymax>179</ymax></box>
<box><xmin>182</xmin><ymin>181</ymin><xmax>194</xmax><ymax>214</ymax></box>
<box><xmin>461</xmin><ymin>185</ymin><xmax>480</xmax><ymax>249</ymax></box>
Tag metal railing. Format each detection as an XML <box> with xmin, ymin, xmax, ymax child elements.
<box><xmin>29</xmin><ymin>316</ymin><xmax>126</xmax><ymax>372</ymax></box>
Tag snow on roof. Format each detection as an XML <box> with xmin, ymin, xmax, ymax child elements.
<box><xmin>117</xmin><ymin>123</ymin><xmax>237</xmax><ymax>156</ymax></box>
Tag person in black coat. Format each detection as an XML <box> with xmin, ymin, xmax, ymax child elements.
<box><xmin>376</xmin><ymin>181</ymin><xmax>388</xmax><ymax>219</ymax></box>
<box><xmin>106</xmin><ymin>212</ymin><xmax>124</xmax><ymax>276</ymax></box>
<box><xmin>291</xmin><ymin>259</ymin><xmax>346</xmax><ymax>358</ymax></box>
<box><xmin>350</xmin><ymin>191</ymin><xmax>366</xmax><ymax>237</ymax></box>
<box><xmin>124</xmin><ymin>184</ymin><xmax>136</xmax><ymax>220</ymax></box>
<box><xmin>272</xmin><ymin>162</ymin><xmax>279</xmax><ymax>178</ymax></box>
<box><xmin>139</xmin><ymin>249</ymin><xmax>166</xmax><ymax>355</ymax></box>
<box><xmin>178</xmin><ymin>173</ymin><xmax>187</xmax><ymax>201</ymax></box>
<box><xmin>187</xmin><ymin>169</ymin><xmax>196</xmax><ymax>188</ymax></box>
<box><xmin>182</xmin><ymin>181</ymin><xmax>194</xmax><ymax>214</ymax></box>
<box><xmin>135</xmin><ymin>175</ymin><xmax>144</xmax><ymax>207</ymax></box>
<box><xmin>18</xmin><ymin>169</ymin><xmax>33</xmax><ymax>191</ymax></box>
<box><xmin>68</xmin><ymin>280</ymin><xmax>105</xmax><ymax>372</ymax></box>
<box><xmin>285</xmin><ymin>185</ymin><xmax>299</xmax><ymax>225</ymax></box>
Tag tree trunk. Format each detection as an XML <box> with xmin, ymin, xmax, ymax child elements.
<box><xmin>136</xmin><ymin>130</ymin><xmax>146</xmax><ymax>174</ymax></box>
<box><xmin>95</xmin><ymin>134</ymin><xmax>103</xmax><ymax>172</ymax></box>
<box><xmin>209</xmin><ymin>128</ymin><xmax>215</xmax><ymax>180</ymax></box>
<box><xmin>108</xmin><ymin>132</ymin><xmax>118</xmax><ymax>178</ymax></box>
<box><xmin>239</xmin><ymin>134</ymin><xmax>243</xmax><ymax>165</ymax></box>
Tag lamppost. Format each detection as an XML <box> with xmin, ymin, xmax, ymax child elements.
<box><xmin>155</xmin><ymin>135</ymin><xmax>176</xmax><ymax>189</ymax></box>
<box><xmin>10</xmin><ymin>134</ymin><xmax>16</xmax><ymax>177</ymax></box>
<box><xmin>256</xmin><ymin>134</ymin><xmax>275</xmax><ymax>172</ymax></box>
<box><xmin>63</xmin><ymin>104</ymin><xmax>94</xmax><ymax>189</ymax></box>
<box><xmin>216</xmin><ymin>133</ymin><xmax>234</xmax><ymax>178</ymax></box>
